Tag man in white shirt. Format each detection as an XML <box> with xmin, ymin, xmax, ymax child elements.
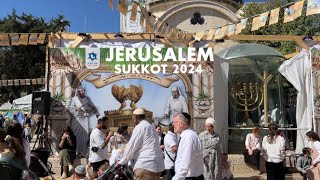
<box><xmin>89</xmin><ymin>117</ymin><xmax>113</xmax><ymax>172</ymax></box>
<box><xmin>164</xmin><ymin>87</ymin><xmax>189</xmax><ymax>123</ymax></box>
<box><xmin>163</xmin><ymin>123</ymin><xmax>178</xmax><ymax>180</ymax></box>
<box><xmin>172</xmin><ymin>113</ymin><xmax>204</xmax><ymax>180</ymax></box>
<box><xmin>118</xmin><ymin>108</ymin><xmax>165</xmax><ymax>180</ymax></box>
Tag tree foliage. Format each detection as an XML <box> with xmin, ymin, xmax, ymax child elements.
<box><xmin>239</xmin><ymin>0</ymin><xmax>320</xmax><ymax>55</ymax></box>
<box><xmin>0</xmin><ymin>10</ymin><xmax>70</xmax><ymax>104</ymax></box>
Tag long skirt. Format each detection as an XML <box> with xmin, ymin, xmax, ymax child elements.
<box><xmin>243</xmin><ymin>149</ymin><xmax>260</xmax><ymax>169</ymax></box>
<box><xmin>59</xmin><ymin>149</ymin><xmax>76</xmax><ymax>166</ymax></box>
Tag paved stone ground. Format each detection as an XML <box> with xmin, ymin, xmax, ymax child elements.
<box><xmin>28</xmin><ymin>135</ymin><xmax>303</xmax><ymax>180</ymax></box>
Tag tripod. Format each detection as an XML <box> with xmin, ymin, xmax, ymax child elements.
<box><xmin>32</xmin><ymin>115</ymin><xmax>53</xmax><ymax>155</ymax></box>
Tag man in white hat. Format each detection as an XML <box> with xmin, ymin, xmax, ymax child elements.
<box><xmin>118</xmin><ymin>108</ymin><xmax>165</xmax><ymax>180</ymax></box>
<box><xmin>69</xmin><ymin>85</ymin><xmax>100</xmax><ymax>155</ymax></box>
<box><xmin>164</xmin><ymin>86</ymin><xmax>188</xmax><ymax>123</ymax></box>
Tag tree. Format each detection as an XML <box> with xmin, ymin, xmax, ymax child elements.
<box><xmin>239</xmin><ymin>0</ymin><xmax>320</xmax><ymax>54</ymax></box>
<box><xmin>0</xmin><ymin>10</ymin><xmax>70</xmax><ymax>104</ymax></box>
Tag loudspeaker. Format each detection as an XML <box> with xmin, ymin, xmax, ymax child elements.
<box><xmin>32</xmin><ymin>91</ymin><xmax>51</xmax><ymax>115</ymax></box>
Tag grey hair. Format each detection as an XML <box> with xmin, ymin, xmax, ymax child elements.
<box><xmin>174</xmin><ymin>113</ymin><xmax>190</xmax><ymax>126</ymax></box>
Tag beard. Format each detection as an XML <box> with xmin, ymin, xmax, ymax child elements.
<box><xmin>173</xmin><ymin>94</ymin><xmax>179</xmax><ymax>99</ymax></box>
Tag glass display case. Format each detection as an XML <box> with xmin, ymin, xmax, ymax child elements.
<box><xmin>217</xmin><ymin>43</ymin><xmax>298</xmax><ymax>153</ymax></box>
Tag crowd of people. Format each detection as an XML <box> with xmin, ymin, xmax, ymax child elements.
<box><xmin>243</xmin><ymin>124</ymin><xmax>320</xmax><ymax>180</ymax></box>
<box><xmin>2</xmin><ymin>107</ymin><xmax>320</xmax><ymax>180</ymax></box>
<box><xmin>57</xmin><ymin>109</ymin><xmax>235</xmax><ymax>180</ymax></box>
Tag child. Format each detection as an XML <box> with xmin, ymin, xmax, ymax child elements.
<box><xmin>222</xmin><ymin>153</ymin><xmax>233</xmax><ymax>180</ymax></box>
<box><xmin>24</xmin><ymin>124</ymin><xmax>32</xmax><ymax>142</ymax></box>
<box><xmin>110</xmin><ymin>144</ymin><xmax>126</xmax><ymax>165</ymax></box>
<box><xmin>296</xmin><ymin>147</ymin><xmax>312</xmax><ymax>180</ymax></box>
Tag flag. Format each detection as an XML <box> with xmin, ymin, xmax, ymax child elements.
<box><xmin>169</xmin><ymin>28</ymin><xmax>178</xmax><ymax>40</ymax></box>
<box><xmin>140</xmin><ymin>13</ymin><xmax>145</xmax><ymax>28</ymax></box>
<box><xmin>37</xmin><ymin>34</ymin><xmax>47</xmax><ymax>44</ymax></box>
<box><xmin>194</xmin><ymin>32</ymin><xmax>204</xmax><ymax>41</ymax></box>
<box><xmin>227</xmin><ymin>25</ymin><xmax>236</xmax><ymax>36</ymax></box>
<box><xmin>235</xmin><ymin>18</ymin><xmax>248</xmax><ymax>34</ymax></box>
<box><xmin>146</xmin><ymin>14</ymin><xmax>155</xmax><ymax>32</ymax></box>
<box><xmin>117</xmin><ymin>0</ymin><xmax>128</xmax><ymax>15</ymax></box>
<box><xmin>130</xmin><ymin>2</ymin><xmax>138</xmax><ymax>21</ymax></box>
<box><xmin>215</xmin><ymin>26</ymin><xmax>228</xmax><ymax>40</ymax></box>
<box><xmin>306</xmin><ymin>0</ymin><xmax>320</xmax><ymax>16</ymax></box>
<box><xmin>28</xmin><ymin>34</ymin><xmax>38</xmax><ymax>45</ymax></box>
<box><xmin>283</xmin><ymin>1</ymin><xmax>305</xmax><ymax>23</ymax></box>
<box><xmin>154</xmin><ymin>18</ymin><xmax>162</xmax><ymax>33</ymax></box>
<box><xmin>19</xmin><ymin>34</ymin><xmax>29</xmax><ymax>45</ymax></box>
<box><xmin>269</xmin><ymin>8</ymin><xmax>280</xmax><ymax>25</ymax></box>
<box><xmin>206</xmin><ymin>29</ymin><xmax>215</xmax><ymax>40</ymax></box>
<box><xmin>251</xmin><ymin>11</ymin><xmax>269</xmax><ymax>31</ymax></box>
<box><xmin>108</xmin><ymin>0</ymin><xmax>113</xmax><ymax>10</ymax></box>
<box><xmin>10</xmin><ymin>34</ymin><xmax>20</xmax><ymax>46</ymax></box>
<box><xmin>0</xmin><ymin>34</ymin><xmax>10</xmax><ymax>46</ymax></box>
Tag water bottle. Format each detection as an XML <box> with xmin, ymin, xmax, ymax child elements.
<box><xmin>22</xmin><ymin>169</ymin><xmax>29</xmax><ymax>180</ymax></box>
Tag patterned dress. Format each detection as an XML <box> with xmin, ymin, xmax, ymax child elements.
<box><xmin>199</xmin><ymin>131</ymin><xmax>222</xmax><ymax>180</ymax></box>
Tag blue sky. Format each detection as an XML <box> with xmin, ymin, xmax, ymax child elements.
<box><xmin>0</xmin><ymin>0</ymin><xmax>121</xmax><ymax>33</ymax></box>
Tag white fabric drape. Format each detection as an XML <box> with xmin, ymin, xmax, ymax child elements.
<box><xmin>278</xmin><ymin>50</ymin><xmax>313</xmax><ymax>153</ymax></box>
<box><xmin>213</xmin><ymin>55</ymin><xmax>229</xmax><ymax>153</ymax></box>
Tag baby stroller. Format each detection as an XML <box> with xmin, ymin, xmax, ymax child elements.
<box><xmin>98</xmin><ymin>163</ymin><xmax>134</xmax><ymax>180</ymax></box>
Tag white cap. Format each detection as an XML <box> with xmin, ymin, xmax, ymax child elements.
<box><xmin>133</xmin><ymin>108</ymin><xmax>145</xmax><ymax>115</ymax></box>
<box><xmin>75</xmin><ymin>165</ymin><xmax>86</xmax><ymax>175</ymax></box>
<box><xmin>205</xmin><ymin>117</ymin><xmax>215</xmax><ymax>126</ymax></box>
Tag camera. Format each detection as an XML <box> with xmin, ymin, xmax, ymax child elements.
<box><xmin>91</xmin><ymin>147</ymin><xmax>99</xmax><ymax>152</ymax></box>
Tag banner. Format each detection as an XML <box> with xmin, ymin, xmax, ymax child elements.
<box><xmin>306</xmin><ymin>0</ymin><xmax>320</xmax><ymax>16</ymax></box>
<box><xmin>85</xmin><ymin>73</ymin><xmax>180</xmax><ymax>88</ymax></box>
<box><xmin>251</xmin><ymin>11</ymin><xmax>269</xmax><ymax>31</ymax></box>
<box><xmin>269</xmin><ymin>8</ymin><xmax>280</xmax><ymax>25</ymax></box>
<box><xmin>235</xmin><ymin>18</ymin><xmax>248</xmax><ymax>34</ymax></box>
<box><xmin>283</xmin><ymin>1</ymin><xmax>304</xmax><ymax>23</ymax></box>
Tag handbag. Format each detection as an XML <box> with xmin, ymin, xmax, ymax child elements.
<box><xmin>165</xmin><ymin>149</ymin><xmax>175</xmax><ymax>172</ymax></box>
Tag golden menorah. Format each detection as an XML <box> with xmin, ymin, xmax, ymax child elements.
<box><xmin>229</xmin><ymin>82</ymin><xmax>263</xmax><ymax>118</ymax></box>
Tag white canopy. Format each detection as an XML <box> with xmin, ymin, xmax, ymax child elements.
<box><xmin>12</xmin><ymin>94</ymin><xmax>32</xmax><ymax>110</ymax></box>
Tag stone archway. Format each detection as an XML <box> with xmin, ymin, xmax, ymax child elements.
<box><xmin>155</xmin><ymin>0</ymin><xmax>238</xmax><ymax>33</ymax></box>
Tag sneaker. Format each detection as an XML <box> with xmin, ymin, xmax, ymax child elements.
<box><xmin>69</xmin><ymin>164</ymin><xmax>74</xmax><ymax>174</ymax></box>
<box><xmin>61</xmin><ymin>172</ymin><xmax>67</xmax><ymax>179</ymax></box>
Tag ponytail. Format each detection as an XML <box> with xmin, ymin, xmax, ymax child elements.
<box><xmin>267</xmin><ymin>124</ymin><xmax>278</xmax><ymax>143</ymax></box>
